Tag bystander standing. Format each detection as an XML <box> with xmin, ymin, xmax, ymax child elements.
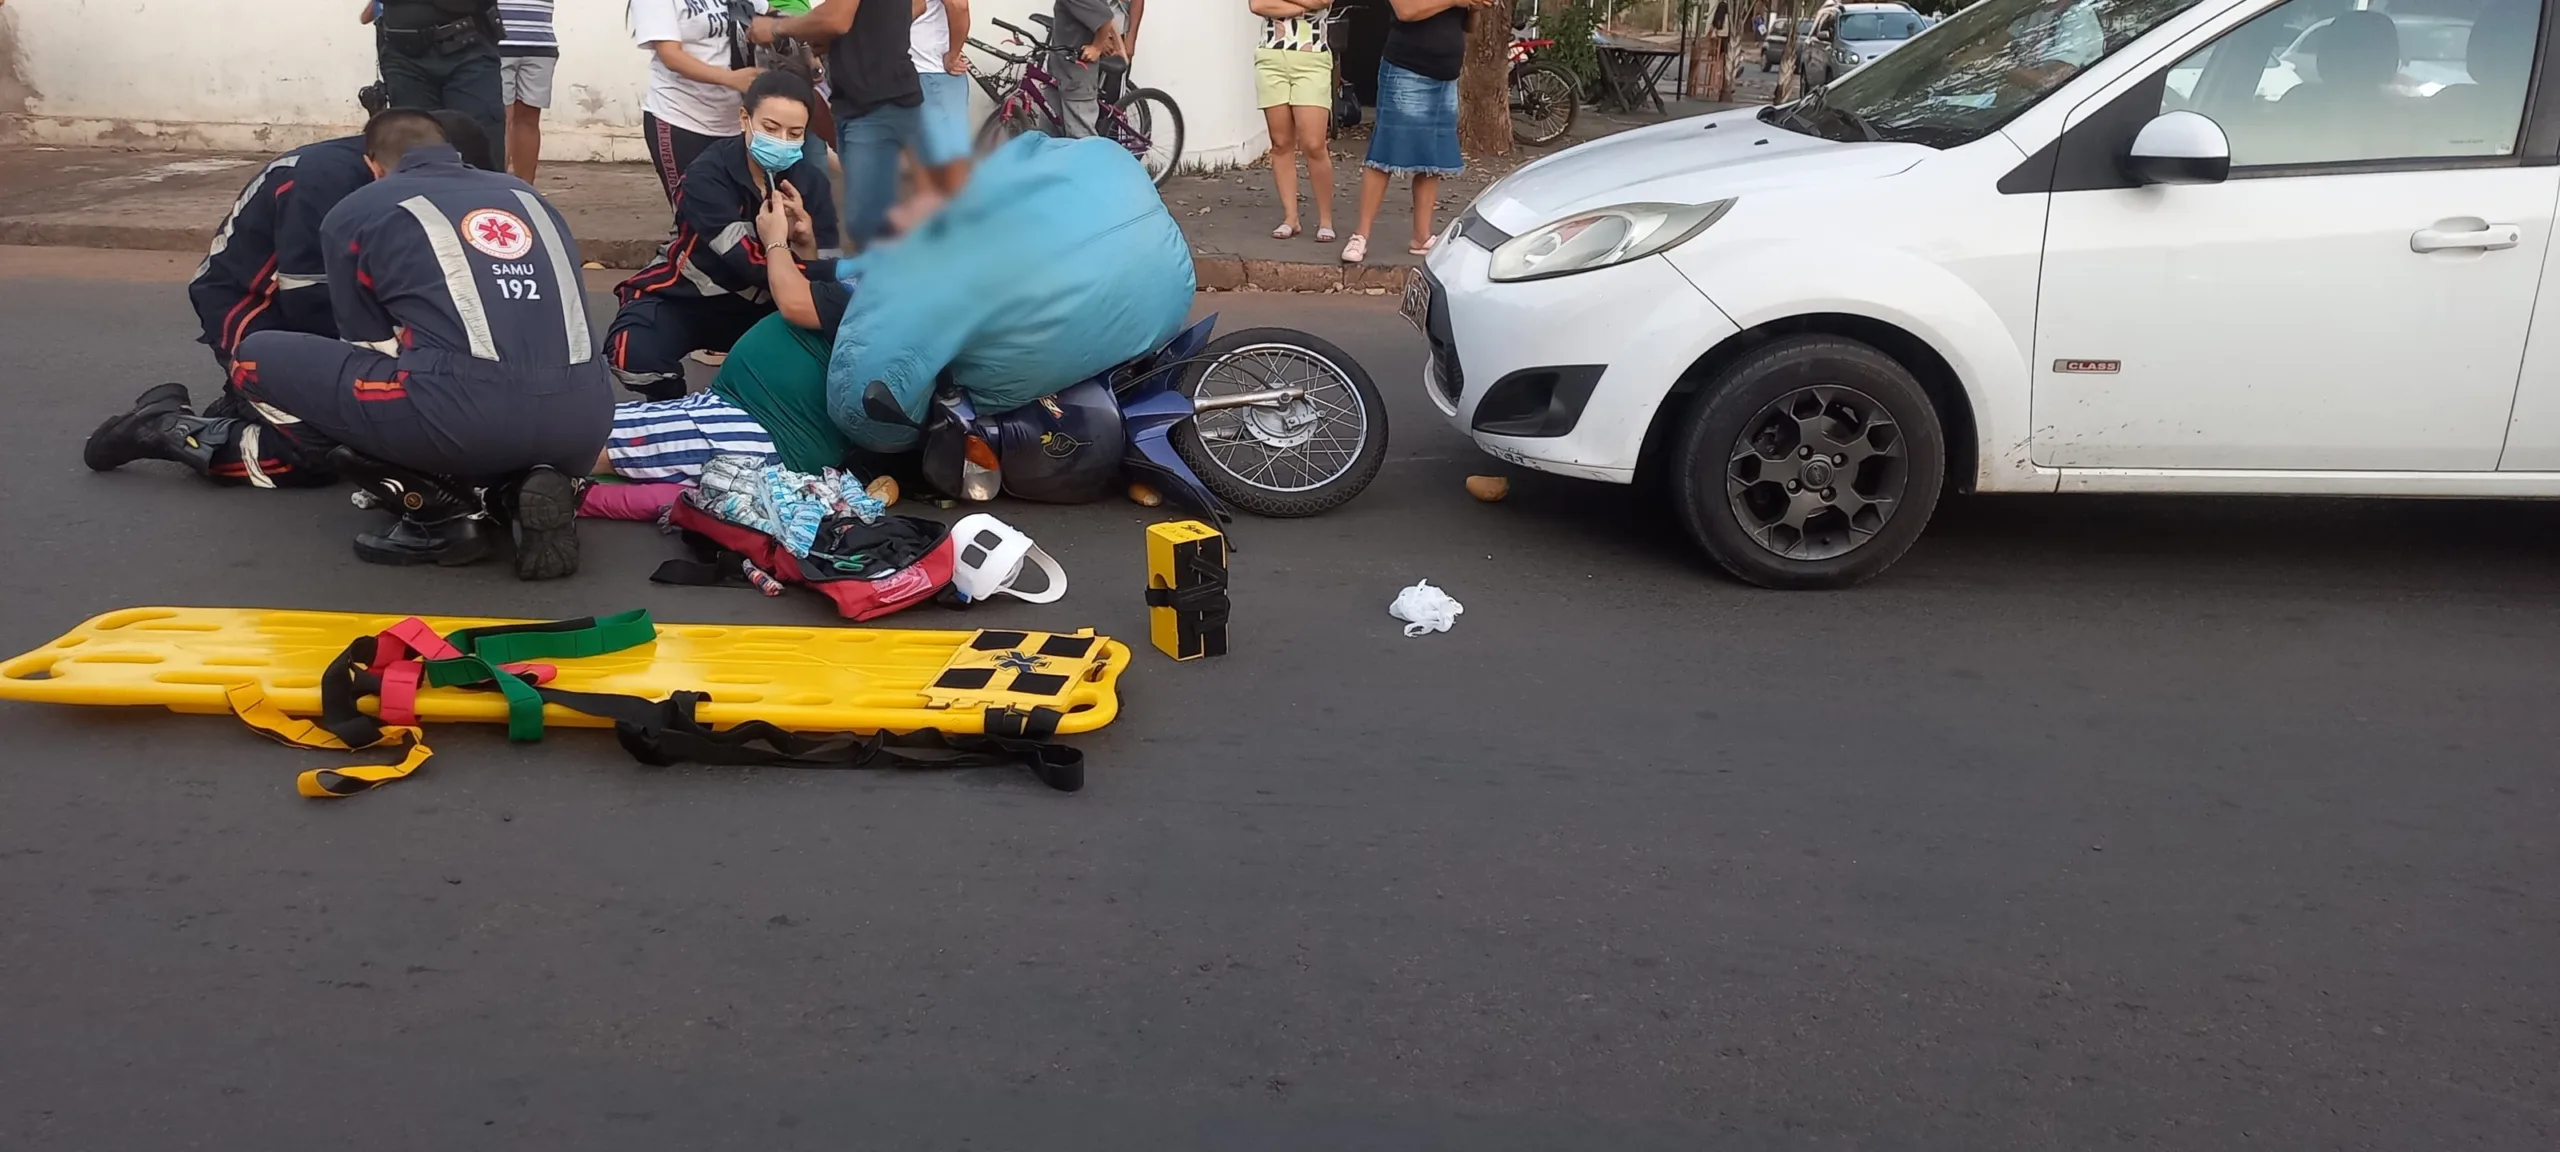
<box><xmin>362</xmin><ymin>0</ymin><xmax>508</xmax><ymax>160</ymax></box>
<box><xmin>496</xmin><ymin>0</ymin><xmax>557</xmax><ymax>182</ymax></box>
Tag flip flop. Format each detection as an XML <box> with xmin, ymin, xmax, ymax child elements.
<box><xmin>1340</xmin><ymin>234</ymin><xmax>1368</xmax><ymax>264</ymax></box>
<box><xmin>1315</xmin><ymin>227</ymin><xmax>1337</xmax><ymax>243</ymax></box>
<box><xmin>1408</xmin><ymin>236</ymin><xmax>1438</xmax><ymax>257</ymax></box>
<box><xmin>1272</xmin><ymin>222</ymin><xmax>1301</xmax><ymax>240</ymax></box>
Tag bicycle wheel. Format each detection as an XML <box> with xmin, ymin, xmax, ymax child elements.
<box><xmin>974</xmin><ymin>100</ymin><xmax>1052</xmax><ymax>154</ymax></box>
<box><xmin>1107</xmin><ymin>88</ymin><xmax>1185</xmax><ymax>186</ymax></box>
<box><xmin>1510</xmin><ymin>62</ymin><xmax>1578</xmax><ymax>147</ymax></box>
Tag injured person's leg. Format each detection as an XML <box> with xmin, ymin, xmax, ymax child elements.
<box><xmin>83</xmin><ymin>381</ymin><xmax>336</xmax><ymax>487</ymax></box>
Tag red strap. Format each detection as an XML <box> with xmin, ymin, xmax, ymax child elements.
<box><xmin>377</xmin><ymin>660</ymin><xmax>426</xmax><ymax>725</ymax></box>
<box><xmin>377</xmin><ymin>617</ymin><xmax>461</xmax><ymax>664</ymax></box>
<box><xmin>501</xmin><ymin>663</ymin><xmax>557</xmax><ymax>685</ymax></box>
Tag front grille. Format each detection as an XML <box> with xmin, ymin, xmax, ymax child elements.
<box><xmin>1421</xmin><ymin>268</ymin><xmax>1463</xmax><ymax>404</ymax></box>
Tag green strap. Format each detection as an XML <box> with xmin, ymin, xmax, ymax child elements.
<box><xmin>453</xmin><ymin>609</ymin><xmax>658</xmax><ymax>667</ymax></box>
<box><xmin>418</xmin><ymin>611</ymin><xmax>658</xmax><ymax>742</ymax></box>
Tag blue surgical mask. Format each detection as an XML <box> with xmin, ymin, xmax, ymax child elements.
<box><xmin>747</xmin><ymin>132</ymin><xmax>803</xmax><ymax>174</ymax></box>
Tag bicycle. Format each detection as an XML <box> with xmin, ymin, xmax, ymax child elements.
<box><xmin>966</xmin><ymin>16</ymin><xmax>1186</xmax><ymax>186</ymax></box>
<box><xmin>1509</xmin><ymin>36</ymin><xmax>1579</xmax><ymax>147</ymax></box>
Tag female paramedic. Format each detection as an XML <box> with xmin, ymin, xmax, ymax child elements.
<box><xmin>605</xmin><ymin>69</ymin><xmax>842</xmax><ymax>403</ymax></box>
<box><xmin>595</xmin><ymin>173</ymin><xmax>900</xmax><ymax>482</ymax></box>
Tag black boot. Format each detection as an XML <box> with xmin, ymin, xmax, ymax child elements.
<box><xmin>499</xmin><ymin>466</ymin><xmax>582</xmax><ymax>581</ymax></box>
<box><xmin>328</xmin><ymin>447</ymin><xmax>495</xmax><ymax>568</ymax></box>
<box><xmin>82</xmin><ymin>384</ymin><xmax>197</xmax><ymax>471</ymax></box>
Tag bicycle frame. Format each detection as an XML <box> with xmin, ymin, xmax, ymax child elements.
<box><xmin>972</xmin><ymin>27</ymin><xmax>1158</xmax><ymax>165</ymax></box>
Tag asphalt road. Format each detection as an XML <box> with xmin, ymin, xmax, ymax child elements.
<box><xmin>0</xmin><ymin>249</ymin><xmax>2553</xmax><ymax>1151</ymax></box>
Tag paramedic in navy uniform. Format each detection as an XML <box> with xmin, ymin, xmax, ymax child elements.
<box><xmin>83</xmin><ymin>109</ymin><xmax>613</xmax><ymax>581</ymax></box>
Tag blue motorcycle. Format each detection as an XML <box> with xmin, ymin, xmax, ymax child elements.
<box><xmin>868</xmin><ymin>317</ymin><xmax>1388</xmax><ymax>521</ymax></box>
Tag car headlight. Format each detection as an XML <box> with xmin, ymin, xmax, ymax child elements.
<box><xmin>1486</xmin><ymin>200</ymin><xmax>1734</xmax><ymax>283</ymax></box>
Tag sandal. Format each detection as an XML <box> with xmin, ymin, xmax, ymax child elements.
<box><xmin>1340</xmin><ymin>234</ymin><xmax>1368</xmax><ymax>264</ymax></box>
<box><xmin>1408</xmin><ymin>236</ymin><xmax>1438</xmax><ymax>257</ymax></box>
<box><xmin>1315</xmin><ymin>226</ymin><xmax>1337</xmax><ymax>243</ymax></box>
<box><xmin>1271</xmin><ymin>222</ymin><xmax>1300</xmax><ymax>240</ymax></box>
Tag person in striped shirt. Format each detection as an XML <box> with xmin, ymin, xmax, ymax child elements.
<box><xmin>497</xmin><ymin>0</ymin><xmax>558</xmax><ymax>181</ymax></box>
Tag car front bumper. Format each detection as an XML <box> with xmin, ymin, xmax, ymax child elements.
<box><xmin>1420</xmin><ymin>232</ymin><xmax>1739</xmax><ymax>484</ymax></box>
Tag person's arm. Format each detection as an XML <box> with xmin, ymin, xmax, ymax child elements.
<box><xmin>272</xmin><ymin>183</ymin><xmax>345</xmax><ymax>338</ymax></box>
<box><xmin>358</xmin><ymin>0</ymin><xmax>376</xmax><ymax>24</ymax></box>
<box><xmin>1249</xmin><ymin>0</ymin><xmax>1313</xmax><ymax>18</ymax></box>
<box><xmin>651</xmin><ymin>40</ymin><xmax>760</xmax><ymax>91</ymax></box>
<box><xmin>320</xmin><ymin>203</ymin><xmax>398</xmax><ymax>346</ymax></box>
<box><xmin>942</xmin><ymin>0</ymin><xmax>973</xmax><ymax>72</ymax></box>
<box><xmin>1123</xmin><ymin>0</ymin><xmax>1144</xmax><ymax>54</ymax></box>
<box><xmin>755</xmin><ymin>0</ymin><xmax>860</xmax><ymax>48</ymax></box>
<box><xmin>756</xmin><ymin>193</ymin><xmax>822</xmax><ymax>328</ymax></box>
<box><xmin>687</xmin><ymin>164</ymin><xmax>784</xmax><ymax>293</ymax></box>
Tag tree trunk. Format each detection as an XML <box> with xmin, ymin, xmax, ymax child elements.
<box><xmin>1457</xmin><ymin>8</ymin><xmax>1515</xmax><ymax>159</ymax></box>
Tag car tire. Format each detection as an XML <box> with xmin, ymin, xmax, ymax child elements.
<box><xmin>1671</xmin><ymin>335</ymin><xmax>1945</xmax><ymax>590</ymax></box>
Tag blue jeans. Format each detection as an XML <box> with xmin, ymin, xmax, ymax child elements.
<box><xmin>836</xmin><ymin>93</ymin><xmax>965</xmax><ymax>248</ymax></box>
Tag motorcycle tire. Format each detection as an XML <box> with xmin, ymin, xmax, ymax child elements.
<box><xmin>1173</xmin><ymin>328</ymin><xmax>1390</xmax><ymax>518</ymax></box>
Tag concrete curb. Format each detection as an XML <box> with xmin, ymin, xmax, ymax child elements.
<box><xmin>0</xmin><ymin>220</ymin><xmax>670</xmax><ymax>272</ymax></box>
<box><xmin>0</xmin><ymin>219</ymin><xmax>1397</xmax><ymax>292</ymax></box>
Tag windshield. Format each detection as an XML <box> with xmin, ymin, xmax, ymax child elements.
<box><xmin>1795</xmin><ymin>0</ymin><xmax>2206</xmax><ymax>149</ymax></box>
<box><xmin>1840</xmin><ymin>11</ymin><xmax>1925</xmax><ymax>40</ymax></box>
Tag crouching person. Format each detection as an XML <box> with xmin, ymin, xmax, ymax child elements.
<box><xmin>85</xmin><ymin>109</ymin><xmax>612</xmax><ymax>580</ymax></box>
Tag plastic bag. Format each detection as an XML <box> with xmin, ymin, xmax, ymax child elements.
<box><xmin>1388</xmin><ymin>581</ymin><xmax>1464</xmax><ymax>637</ymax></box>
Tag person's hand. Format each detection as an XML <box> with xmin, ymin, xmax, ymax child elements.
<box><xmin>1080</xmin><ymin>43</ymin><xmax>1103</xmax><ymax>64</ymax></box>
<box><xmin>725</xmin><ymin>66</ymin><xmax>763</xmax><ymax>92</ymax></box>
<box><xmin>749</xmin><ymin>14</ymin><xmax>778</xmax><ymax>45</ymax></box>
<box><xmin>756</xmin><ymin>191</ymin><xmax>794</xmax><ymax>249</ymax></box>
<box><xmin>775</xmin><ymin>181</ymin><xmax>817</xmax><ymax>249</ymax></box>
<box><xmin>944</xmin><ymin>47</ymin><xmax>968</xmax><ymax>75</ymax></box>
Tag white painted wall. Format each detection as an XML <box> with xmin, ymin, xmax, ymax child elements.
<box><xmin>0</xmin><ymin>0</ymin><xmax>1268</xmax><ymax>168</ymax></box>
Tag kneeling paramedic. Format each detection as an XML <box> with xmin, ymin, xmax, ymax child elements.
<box><xmin>85</xmin><ymin>109</ymin><xmax>613</xmax><ymax>580</ymax></box>
<box><xmin>179</xmin><ymin>110</ymin><xmax>495</xmax><ymax>423</ymax></box>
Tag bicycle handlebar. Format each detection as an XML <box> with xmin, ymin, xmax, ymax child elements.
<box><xmin>990</xmin><ymin>17</ymin><xmax>1045</xmax><ymax>45</ymax></box>
<box><xmin>967</xmin><ymin>37</ymin><xmax>1025</xmax><ymax>65</ymax></box>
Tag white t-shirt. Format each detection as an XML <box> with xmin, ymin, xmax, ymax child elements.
<box><xmin>632</xmin><ymin>0</ymin><xmax>769</xmax><ymax>138</ymax></box>
<box><xmin>910</xmin><ymin>0</ymin><xmax>951</xmax><ymax>75</ymax></box>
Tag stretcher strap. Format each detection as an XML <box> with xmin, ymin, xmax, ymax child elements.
<box><xmin>224</xmin><ymin>681</ymin><xmax>435</xmax><ymax>799</ymax></box>
<box><xmin>442</xmin><ymin>608</ymin><xmax>656</xmax><ymax>667</ymax></box>
<box><xmin>590</xmin><ymin>691</ymin><xmax>1086</xmax><ymax>793</ymax></box>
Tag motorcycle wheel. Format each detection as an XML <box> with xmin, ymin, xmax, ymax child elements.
<box><xmin>1510</xmin><ymin>61</ymin><xmax>1578</xmax><ymax>147</ymax></box>
<box><xmin>1173</xmin><ymin>328</ymin><xmax>1389</xmax><ymax>518</ymax></box>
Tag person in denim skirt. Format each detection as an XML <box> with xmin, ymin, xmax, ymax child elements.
<box><xmin>1342</xmin><ymin>0</ymin><xmax>1495</xmax><ymax>264</ymax></box>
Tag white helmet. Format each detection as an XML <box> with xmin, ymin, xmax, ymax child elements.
<box><xmin>949</xmin><ymin>513</ymin><xmax>1067</xmax><ymax>604</ymax></box>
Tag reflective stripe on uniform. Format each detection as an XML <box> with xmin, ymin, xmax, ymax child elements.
<box><xmin>245</xmin><ymin>397</ymin><xmax>302</xmax><ymax>426</ymax></box>
<box><xmin>396</xmin><ymin>195</ymin><xmax>501</xmax><ymax>361</ymax></box>
<box><xmin>677</xmin><ymin>255</ymin><xmax>732</xmax><ymax>299</ymax></box>
<box><xmin>274</xmin><ymin>272</ymin><xmax>328</xmax><ymax>291</ymax></box>
<box><xmin>239</xmin><ymin>425</ymin><xmax>277</xmax><ymax>489</ymax></box>
<box><xmin>709</xmin><ymin>220</ymin><xmax>754</xmax><ymax>255</ymax></box>
<box><xmin>513</xmin><ymin>189</ymin><xmax>593</xmax><ymax>365</ymax></box>
<box><xmin>195</xmin><ymin>154</ymin><xmax>301</xmax><ymax>281</ymax></box>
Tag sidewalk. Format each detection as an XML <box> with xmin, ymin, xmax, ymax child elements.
<box><xmin>0</xmin><ymin>97</ymin><xmax>1748</xmax><ymax>289</ymax></box>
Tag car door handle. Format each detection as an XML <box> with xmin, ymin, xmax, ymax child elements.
<box><xmin>2411</xmin><ymin>223</ymin><xmax>2521</xmax><ymax>253</ymax></box>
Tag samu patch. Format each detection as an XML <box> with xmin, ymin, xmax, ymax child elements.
<box><xmin>461</xmin><ymin>209</ymin><xmax>534</xmax><ymax>260</ymax></box>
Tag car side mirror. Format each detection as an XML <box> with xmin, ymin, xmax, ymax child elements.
<box><xmin>2124</xmin><ymin>110</ymin><xmax>2231</xmax><ymax>186</ymax></box>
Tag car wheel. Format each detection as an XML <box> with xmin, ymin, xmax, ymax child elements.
<box><xmin>1671</xmin><ymin>335</ymin><xmax>1944</xmax><ymax>590</ymax></box>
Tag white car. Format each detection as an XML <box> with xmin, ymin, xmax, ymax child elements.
<box><xmin>1413</xmin><ymin>0</ymin><xmax>2555</xmax><ymax>588</ymax></box>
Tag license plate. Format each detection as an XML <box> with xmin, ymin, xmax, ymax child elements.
<box><xmin>1399</xmin><ymin>267</ymin><xmax>1430</xmax><ymax>334</ymax></box>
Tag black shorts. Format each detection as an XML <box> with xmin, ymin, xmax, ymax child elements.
<box><xmin>603</xmin><ymin>295</ymin><xmax>772</xmax><ymax>394</ymax></box>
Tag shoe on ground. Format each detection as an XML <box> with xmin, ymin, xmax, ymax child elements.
<box><xmin>507</xmin><ymin>465</ymin><xmax>581</xmax><ymax>581</ymax></box>
<box><xmin>83</xmin><ymin>383</ymin><xmax>195</xmax><ymax>472</ymax></box>
<box><xmin>353</xmin><ymin>515</ymin><xmax>494</xmax><ymax>568</ymax></box>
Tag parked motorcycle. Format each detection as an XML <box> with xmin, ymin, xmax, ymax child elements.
<box><xmin>863</xmin><ymin>317</ymin><xmax>1389</xmax><ymax>521</ymax></box>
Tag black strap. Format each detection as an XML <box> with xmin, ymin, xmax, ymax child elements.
<box><xmin>1143</xmin><ymin>553</ymin><xmax>1232</xmax><ymax>635</ymax></box>
<box><xmin>603</xmin><ymin>692</ymin><xmax>1085</xmax><ymax>793</ymax></box>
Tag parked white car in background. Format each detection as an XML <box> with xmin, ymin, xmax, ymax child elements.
<box><xmin>1412</xmin><ymin>0</ymin><xmax>2558</xmax><ymax>588</ymax></box>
